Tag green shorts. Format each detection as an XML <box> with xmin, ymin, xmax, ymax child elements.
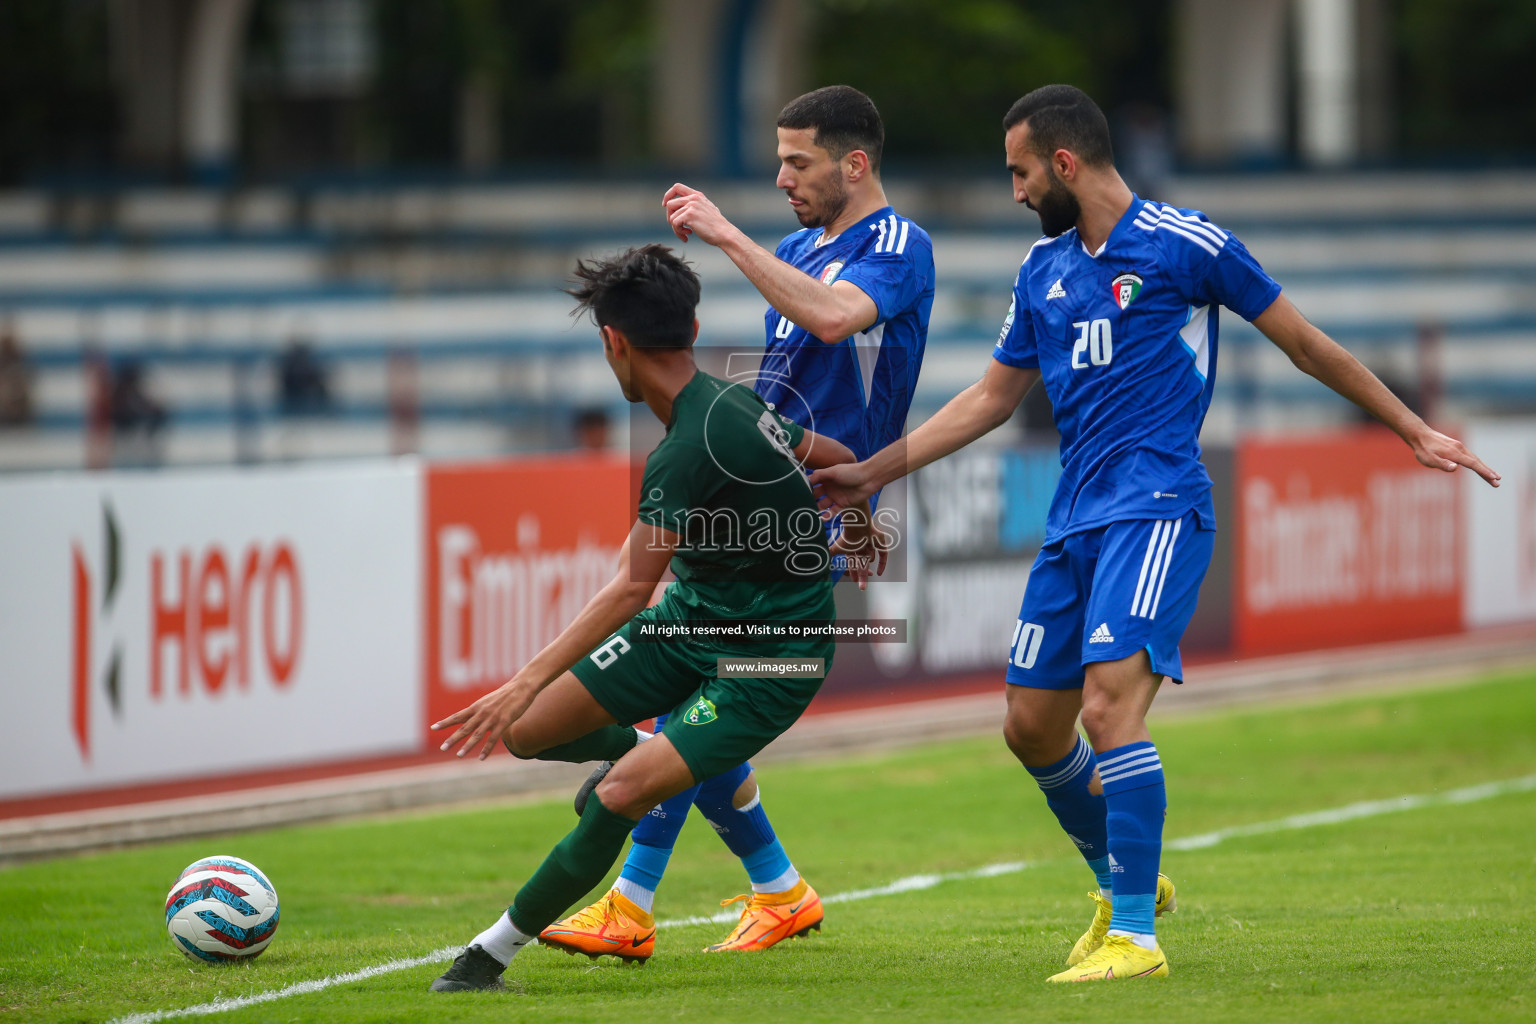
<box><xmin>570</xmin><ymin>591</ymin><xmax>834</xmax><ymax>782</ymax></box>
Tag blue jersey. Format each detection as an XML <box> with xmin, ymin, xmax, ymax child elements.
<box><xmin>754</xmin><ymin>206</ymin><xmax>934</xmax><ymax>462</ymax></box>
<box><xmin>993</xmin><ymin>196</ymin><xmax>1280</xmax><ymax>543</ymax></box>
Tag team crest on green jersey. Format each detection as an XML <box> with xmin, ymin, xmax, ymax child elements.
<box><xmin>1111</xmin><ymin>272</ymin><xmax>1144</xmax><ymax>310</ymax></box>
<box><xmin>683</xmin><ymin>697</ymin><xmax>718</xmax><ymax>725</ymax></box>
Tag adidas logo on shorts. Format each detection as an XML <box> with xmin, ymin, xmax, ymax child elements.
<box><xmin>1089</xmin><ymin>622</ymin><xmax>1115</xmax><ymax>644</ymax></box>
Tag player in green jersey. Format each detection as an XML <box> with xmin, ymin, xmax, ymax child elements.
<box><xmin>429</xmin><ymin>244</ymin><xmax>881</xmax><ymax>992</ymax></box>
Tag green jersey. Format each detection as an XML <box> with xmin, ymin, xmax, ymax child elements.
<box><xmin>637</xmin><ymin>371</ymin><xmax>835</xmax><ymax>622</ymax></box>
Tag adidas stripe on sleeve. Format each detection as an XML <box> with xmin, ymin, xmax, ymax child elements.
<box><xmin>834</xmin><ymin>213</ymin><xmax>931</xmax><ymax>325</ymax></box>
<box><xmin>1134</xmin><ymin>202</ymin><xmax>1280</xmax><ymax>322</ymax></box>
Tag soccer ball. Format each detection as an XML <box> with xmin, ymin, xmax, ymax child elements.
<box><xmin>164</xmin><ymin>855</ymin><xmax>280</xmax><ymax>962</ymax></box>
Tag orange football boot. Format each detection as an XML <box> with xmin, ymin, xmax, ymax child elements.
<box><xmin>705</xmin><ymin>878</ymin><xmax>823</xmax><ymax>951</ymax></box>
<box><xmin>539</xmin><ymin>889</ymin><xmax>655</xmax><ymax>963</ymax></box>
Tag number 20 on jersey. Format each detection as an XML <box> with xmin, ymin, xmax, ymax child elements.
<box><xmin>1071</xmin><ymin>318</ymin><xmax>1113</xmax><ymax>369</ymax></box>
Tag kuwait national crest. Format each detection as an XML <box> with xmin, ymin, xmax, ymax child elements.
<box><xmin>1111</xmin><ymin>272</ymin><xmax>1143</xmax><ymax>310</ymax></box>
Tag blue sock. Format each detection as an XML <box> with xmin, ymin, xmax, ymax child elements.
<box><xmin>619</xmin><ymin>839</ymin><xmax>673</xmax><ymax>892</ymax></box>
<box><xmin>1025</xmin><ymin>734</ymin><xmax>1112</xmax><ymax>892</ymax></box>
<box><xmin>616</xmin><ymin>714</ymin><xmax>696</xmax><ymax>893</ymax></box>
<box><xmin>1098</xmin><ymin>740</ymin><xmax>1166</xmax><ymax>938</ymax></box>
<box><xmin>618</xmin><ymin>785</ymin><xmax>695</xmax><ymax>891</ymax></box>
<box><xmin>692</xmin><ymin>763</ymin><xmax>793</xmax><ymax>886</ymax></box>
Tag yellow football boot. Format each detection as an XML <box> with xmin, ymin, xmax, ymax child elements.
<box><xmin>705</xmin><ymin>878</ymin><xmax>823</xmax><ymax>951</ymax></box>
<box><xmin>1049</xmin><ymin>933</ymin><xmax>1169</xmax><ymax>982</ymax></box>
<box><xmin>539</xmin><ymin>889</ymin><xmax>655</xmax><ymax>963</ymax></box>
<box><xmin>1066</xmin><ymin>873</ymin><xmax>1176</xmax><ymax>965</ymax></box>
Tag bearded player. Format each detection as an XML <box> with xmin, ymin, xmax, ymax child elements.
<box><xmin>544</xmin><ymin>84</ymin><xmax>933</xmax><ymax>960</ymax></box>
<box><xmin>811</xmin><ymin>84</ymin><xmax>1500</xmax><ymax>983</ymax></box>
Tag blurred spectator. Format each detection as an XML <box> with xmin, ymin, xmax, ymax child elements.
<box><xmin>107</xmin><ymin>357</ymin><xmax>167</xmax><ymax>468</ymax></box>
<box><xmin>1355</xmin><ymin>365</ymin><xmax>1422</xmax><ymax>425</ymax></box>
<box><xmin>0</xmin><ymin>318</ymin><xmax>32</xmax><ymax>426</ymax></box>
<box><xmin>1116</xmin><ymin>102</ymin><xmax>1174</xmax><ymax>202</ymax></box>
<box><xmin>109</xmin><ymin>358</ymin><xmax>166</xmax><ymax>435</ymax></box>
<box><xmin>279</xmin><ymin>337</ymin><xmax>332</xmax><ymax>415</ymax></box>
<box><xmin>388</xmin><ymin>348</ymin><xmax>418</xmax><ymax>457</ymax></box>
<box><xmin>573</xmin><ymin>407</ymin><xmax>610</xmax><ymax>451</ymax></box>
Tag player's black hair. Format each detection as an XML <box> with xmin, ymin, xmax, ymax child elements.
<box><xmin>1003</xmin><ymin>84</ymin><xmax>1115</xmax><ymax>168</ymax></box>
<box><xmin>566</xmin><ymin>244</ymin><xmax>700</xmax><ymax>350</ymax></box>
<box><xmin>777</xmin><ymin>85</ymin><xmax>885</xmax><ymax>172</ymax></box>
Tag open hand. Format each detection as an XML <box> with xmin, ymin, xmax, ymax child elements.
<box><xmin>430</xmin><ymin>680</ymin><xmax>537</xmax><ymax>760</ymax></box>
<box><xmin>1412</xmin><ymin>428</ymin><xmax>1500</xmax><ymax>487</ymax></box>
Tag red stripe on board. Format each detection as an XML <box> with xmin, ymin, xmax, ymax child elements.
<box><xmin>0</xmin><ymin>750</ymin><xmax>447</xmax><ymax>820</ymax></box>
<box><xmin>71</xmin><ymin>545</ymin><xmax>90</xmax><ymax>761</ymax></box>
<box><xmin>0</xmin><ymin>672</ymin><xmax>1004</xmax><ymax>821</ymax></box>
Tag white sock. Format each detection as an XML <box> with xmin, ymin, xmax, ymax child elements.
<box><xmin>1099</xmin><ymin>887</ymin><xmax>1113</xmax><ymax>899</ymax></box>
<box><xmin>634</xmin><ymin>729</ymin><xmax>654</xmax><ymax>743</ymax></box>
<box><xmin>751</xmin><ymin>864</ymin><xmax>801</xmax><ymax>895</ymax></box>
<box><xmin>470</xmin><ymin>911</ymin><xmax>534</xmax><ymax>966</ymax></box>
<box><xmin>1107</xmin><ymin>928</ymin><xmax>1158</xmax><ymax>950</ymax></box>
<box><xmin>614</xmin><ymin>877</ymin><xmax>656</xmax><ymax>914</ymax></box>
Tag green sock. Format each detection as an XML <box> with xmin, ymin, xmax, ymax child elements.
<box><xmin>509</xmin><ymin>797</ymin><xmax>640</xmax><ymax>933</ymax></box>
<box><xmin>532</xmin><ymin>724</ymin><xmax>637</xmax><ymax>764</ymax></box>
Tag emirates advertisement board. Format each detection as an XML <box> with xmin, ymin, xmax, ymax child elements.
<box><xmin>423</xmin><ymin>456</ymin><xmax>631</xmax><ymax>744</ymax></box>
<box><xmin>1233</xmin><ymin>430</ymin><xmax>1463</xmax><ymax>655</ymax></box>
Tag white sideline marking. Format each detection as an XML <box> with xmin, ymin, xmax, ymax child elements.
<box><xmin>110</xmin><ymin>946</ymin><xmax>464</xmax><ymax>1024</ymax></box>
<box><xmin>1165</xmin><ymin>772</ymin><xmax>1536</xmax><ymax>850</ymax></box>
<box><xmin>108</xmin><ymin>771</ymin><xmax>1536</xmax><ymax>1024</ymax></box>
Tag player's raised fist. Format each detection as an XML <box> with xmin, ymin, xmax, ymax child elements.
<box><xmin>663</xmin><ymin>185</ymin><xmax>734</xmax><ymax>247</ymax></box>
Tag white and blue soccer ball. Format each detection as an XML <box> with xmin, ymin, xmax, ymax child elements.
<box><xmin>164</xmin><ymin>855</ymin><xmax>280</xmax><ymax>962</ymax></box>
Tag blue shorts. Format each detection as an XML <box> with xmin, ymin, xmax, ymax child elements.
<box><xmin>1005</xmin><ymin>511</ymin><xmax>1214</xmax><ymax>690</ymax></box>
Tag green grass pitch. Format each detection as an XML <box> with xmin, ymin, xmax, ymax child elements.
<box><xmin>3</xmin><ymin>668</ymin><xmax>1535</xmax><ymax>1023</ymax></box>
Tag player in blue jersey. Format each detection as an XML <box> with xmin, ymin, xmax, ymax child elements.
<box><xmin>812</xmin><ymin>84</ymin><xmax>1500</xmax><ymax>983</ymax></box>
<box><xmin>545</xmin><ymin>85</ymin><xmax>933</xmax><ymax>957</ymax></box>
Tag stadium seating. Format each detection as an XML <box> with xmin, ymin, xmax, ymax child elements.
<box><xmin>1</xmin><ymin>172</ymin><xmax>1533</xmax><ymax>471</ymax></box>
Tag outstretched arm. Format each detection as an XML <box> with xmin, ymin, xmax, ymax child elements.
<box><xmin>664</xmin><ymin>183</ymin><xmax>878</xmax><ymax>343</ymax></box>
<box><xmin>432</xmin><ymin>519</ymin><xmax>678</xmax><ymax>758</ymax></box>
<box><xmin>811</xmin><ymin>359</ymin><xmax>1041</xmax><ymax>515</ymax></box>
<box><xmin>1252</xmin><ymin>294</ymin><xmax>1500</xmax><ymax>486</ymax></box>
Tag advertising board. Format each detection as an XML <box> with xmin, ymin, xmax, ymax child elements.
<box><xmin>422</xmin><ymin>456</ymin><xmax>631</xmax><ymax>742</ymax></box>
<box><xmin>1462</xmin><ymin>420</ymin><xmax>1536</xmax><ymax>627</ymax></box>
<box><xmin>1233</xmin><ymin>430</ymin><xmax>1462</xmax><ymax>655</ymax></box>
<box><xmin>0</xmin><ymin>462</ymin><xmax>421</xmax><ymax>801</ymax></box>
